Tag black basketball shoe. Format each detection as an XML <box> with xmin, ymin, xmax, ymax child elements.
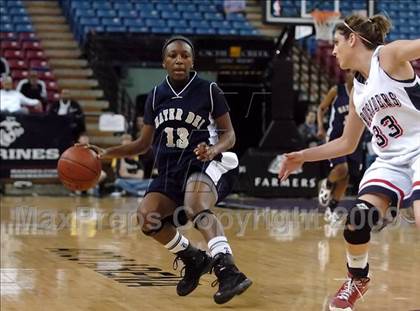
<box><xmin>173</xmin><ymin>245</ymin><xmax>213</xmax><ymax>296</ymax></box>
<box><xmin>211</xmin><ymin>253</ymin><xmax>252</xmax><ymax>304</ymax></box>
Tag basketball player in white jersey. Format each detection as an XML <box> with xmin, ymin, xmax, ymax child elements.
<box><xmin>278</xmin><ymin>14</ymin><xmax>420</xmax><ymax>311</ymax></box>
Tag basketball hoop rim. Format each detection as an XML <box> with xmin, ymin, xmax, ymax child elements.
<box><xmin>310</xmin><ymin>9</ymin><xmax>341</xmax><ymax>24</ymax></box>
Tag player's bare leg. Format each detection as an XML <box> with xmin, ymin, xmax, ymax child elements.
<box><xmin>184</xmin><ymin>177</ymin><xmax>252</xmax><ymax>304</ymax></box>
<box><xmin>330</xmin><ymin>193</ymin><xmax>390</xmax><ymax>311</ymax></box>
<box><xmin>137</xmin><ymin>192</ymin><xmax>211</xmax><ymax>297</ymax></box>
<box><xmin>413</xmin><ymin>200</ymin><xmax>420</xmax><ymax>229</ymax></box>
<box><xmin>323</xmin><ymin>163</ymin><xmax>349</xmax><ymax>222</ymax></box>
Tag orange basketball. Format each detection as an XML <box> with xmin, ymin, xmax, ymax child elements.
<box><xmin>57</xmin><ymin>146</ymin><xmax>101</xmax><ymax>191</ymax></box>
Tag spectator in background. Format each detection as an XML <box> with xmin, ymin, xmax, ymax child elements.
<box><xmin>48</xmin><ymin>89</ymin><xmax>86</xmax><ymax>142</ymax></box>
<box><xmin>0</xmin><ymin>76</ymin><xmax>42</xmax><ymax>114</ymax></box>
<box><xmin>0</xmin><ymin>57</ymin><xmax>10</xmax><ymax>77</ymax></box>
<box><xmin>111</xmin><ymin>133</ymin><xmax>152</xmax><ymax>197</ymax></box>
<box><xmin>16</xmin><ymin>70</ymin><xmax>47</xmax><ymax>112</ymax></box>
<box><xmin>298</xmin><ymin>109</ymin><xmax>319</xmax><ymax>147</ymax></box>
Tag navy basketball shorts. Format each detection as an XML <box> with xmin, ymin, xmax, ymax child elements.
<box><xmin>145</xmin><ymin>152</ymin><xmax>239</xmax><ymax>207</ymax></box>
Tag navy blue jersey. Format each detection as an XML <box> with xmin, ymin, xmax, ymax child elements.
<box><xmin>327</xmin><ymin>83</ymin><xmax>350</xmax><ymax>140</ymax></box>
<box><xmin>143</xmin><ymin>72</ymin><xmax>230</xmax><ymax>174</ymax></box>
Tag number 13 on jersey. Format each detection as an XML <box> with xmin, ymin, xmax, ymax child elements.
<box><xmin>164</xmin><ymin>127</ymin><xmax>189</xmax><ymax>148</ymax></box>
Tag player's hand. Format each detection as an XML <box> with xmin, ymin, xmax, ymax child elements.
<box><xmin>316</xmin><ymin>128</ymin><xmax>326</xmax><ymax>140</ymax></box>
<box><xmin>194</xmin><ymin>142</ymin><xmax>216</xmax><ymax>162</ymax></box>
<box><xmin>75</xmin><ymin>143</ymin><xmax>105</xmax><ymax>159</ymax></box>
<box><xmin>278</xmin><ymin>151</ymin><xmax>305</xmax><ymax>182</ymax></box>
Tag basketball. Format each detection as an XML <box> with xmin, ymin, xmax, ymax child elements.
<box><xmin>57</xmin><ymin>146</ymin><xmax>102</xmax><ymax>191</ymax></box>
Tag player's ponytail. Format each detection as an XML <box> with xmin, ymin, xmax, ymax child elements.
<box><xmin>369</xmin><ymin>15</ymin><xmax>392</xmax><ymax>43</ymax></box>
<box><xmin>335</xmin><ymin>14</ymin><xmax>392</xmax><ymax>49</ymax></box>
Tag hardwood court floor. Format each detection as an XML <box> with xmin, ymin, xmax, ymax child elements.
<box><xmin>1</xmin><ymin>196</ymin><xmax>419</xmax><ymax>311</ymax></box>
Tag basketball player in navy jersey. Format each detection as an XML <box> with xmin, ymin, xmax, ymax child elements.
<box><xmin>317</xmin><ymin>71</ymin><xmax>364</xmax><ymax>223</ymax></box>
<box><xmin>279</xmin><ymin>14</ymin><xmax>420</xmax><ymax>311</ymax></box>
<box><xmin>89</xmin><ymin>36</ymin><xmax>252</xmax><ymax>304</ymax></box>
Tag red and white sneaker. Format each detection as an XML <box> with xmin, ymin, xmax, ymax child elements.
<box><xmin>329</xmin><ymin>274</ymin><xmax>370</xmax><ymax>311</ymax></box>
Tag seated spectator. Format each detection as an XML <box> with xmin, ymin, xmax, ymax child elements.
<box><xmin>111</xmin><ymin>134</ymin><xmax>152</xmax><ymax>197</ymax></box>
<box><xmin>48</xmin><ymin>89</ymin><xmax>86</xmax><ymax>142</ymax></box>
<box><xmin>0</xmin><ymin>76</ymin><xmax>42</xmax><ymax>114</ymax></box>
<box><xmin>298</xmin><ymin>109</ymin><xmax>320</xmax><ymax>147</ymax></box>
<box><xmin>0</xmin><ymin>57</ymin><xmax>10</xmax><ymax>77</ymax></box>
<box><xmin>16</xmin><ymin>70</ymin><xmax>47</xmax><ymax>111</ymax></box>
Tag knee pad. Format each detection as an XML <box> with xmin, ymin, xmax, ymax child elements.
<box><xmin>343</xmin><ymin>199</ymin><xmax>380</xmax><ymax>245</ymax></box>
<box><xmin>192</xmin><ymin>209</ymin><xmax>214</xmax><ymax>229</ymax></box>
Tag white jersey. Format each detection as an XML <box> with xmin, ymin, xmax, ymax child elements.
<box><xmin>353</xmin><ymin>45</ymin><xmax>420</xmax><ymax>165</ymax></box>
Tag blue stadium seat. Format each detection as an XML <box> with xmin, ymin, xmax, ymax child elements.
<box><xmin>15</xmin><ymin>24</ymin><xmax>33</xmax><ymax>32</ymax></box>
<box><xmin>203</xmin><ymin>12</ymin><xmax>224</xmax><ymax>21</ymax></box>
<box><xmin>5</xmin><ymin>0</ymin><xmax>24</xmax><ymax>8</ymax></box>
<box><xmin>79</xmin><ymin>17</ymin><xmax>100</xmax><ymax>26</ymax></box>
<box><xmin>97</xmin><ymin>9</ymin><xmax>117</xmax><ymax>18</ymax></box>
<box><xmin>134</xmin><ymin>3</ymin><xmax>155</xmax><ymax>11</ymax></box>
<box><xmin>239</xmin><ymin>29</ymin><xmax>259</xmax><ymax>36</ymax></box>
<box><xmin>92</xmin><ymin>2</ymin><xmax>112</xmax><ymax>10</ymax></box>
<box><xmin>167</xmin><ymin>19</ymin><xmax>188</xmax><ymax>28</ymax></box>
<box><xmin>128</xmin><ymin>26</ymin><xmax>149</xmax><ymax>33</ymax></box>
<box><xmin>232</xmin><ymin>21</ymin><xmax>253</xmax><ymax>30</ymax></box>
<box><xmin>12</xmin><ymin>15</ymin><xmax>31</xmax><ymax>24</ymax></box>
<box><xmin>123</xmin><ymin>19</ymin><xmax>144</xmax><ymax>27</ymax></box>
<box><xmin>74</xmin><ymin>9</ymin><xmax>96</xmax><ymax>20</ymax></box>
<box><xmin>106</xmin><ymin>26</ymin><xmax>127</xmax><ymax>32</ymax></box>
<box><xmin>190</xmin><ymin>20</ymin><xmax>210</xmax><ymax>28</ymax></box>
<box><xmin>70</xmin><ymin>1</ymin><xmax>90</xmax><ymax>11</ymax></box>
<box><xmin>101</xmin><ymin>18</ymin><xmax>123</xmax><ymax>27</ymax></box>
<box><xmin>197</xmin><ymin>4</ymin><xmax>217</xmax><ymax>12</ymax></box>
<box><xmin>145</xmin><ymin>19</ymin><xmax>166</xmax><ymax>28</ymax></box>
<box><xmin>118</xmin><ymin>9</ymin><xmax>138</xmax><ymax>18</ymax></box>
<box><xmin>0</xmin><ymin>23</ymin><xmax>14</xmax><ymax>32</ymax></box>
<box><xmin>176</xmin><ymin>3</ymin><xmax>197</xmax><ymax>12</ymax></box>
<box><xmin>9</xmin><ymin>7</ymin><xmax>26</xmax><ymax>15</ymax></box>
<box><xmin>182</xmin><ymin>12</ymin><xmax>202</xmax><ymax>20</ymax></box>
<box><xmin>225</xmin><ymin>13</ymin><xmax>246</xmax><ymax>22</ymax></box>
<box><xmin>1</xmin><ymin>15</ymin><xmax>11</xmax><ymax>23</ymax></box>
<box><xmin>139</xmin><ymin>10</ymin><xmax>160</xmax><ymax>19</ymax></box>
<box><xmin>113</xmin><ymin>3</ymin><xmax>133</xmax><ymax>10</ymax></box>
<box><xmin>210</xmin><ymin>20</ymin><xmax>231</xmax><ymax>29</ymax></box>
<box><xmin>195</xmin><ymin>28</ymin><xmax>216</xmax><ymax>35</ymax></box>
<box><xmin>172</xmin><ymin>27</ymin><xmax>194</xmax><ymax>35</ymax></box>
<box><xmin>155</xmin><ymin>3</ymin><xmax>175</xmax><ymax>11</ymax></box>
<box><xmin>218</xmin><ymin>28</ymin><xmax>238</xmax><ymax>35</ymax></box>
<box><xmin>161</xmin><ymin>11</ymin><xmax>181</xmax><ymax>19</ymax></box>
<box><xmin>151</xmin><ymin>26</ymin><xmax>172</xmax><ymax>34</ymax></box>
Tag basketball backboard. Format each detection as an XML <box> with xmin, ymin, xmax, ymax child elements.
<box><xmin>265</xmin><ymin>0</ymin><xmax>374</xmax><ymax>25</ymax></box>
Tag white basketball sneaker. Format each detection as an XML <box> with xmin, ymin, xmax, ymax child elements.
<box><xmin>319</xmin><ymin>179</ymin><xmax>333</xmax><ymax>207</ymax></box>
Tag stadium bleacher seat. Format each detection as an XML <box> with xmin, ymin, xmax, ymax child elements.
<box><xmin>0</xmin><ymin>1</ymin><xmax>59</xmax><ymax>100</ymax></box>
<box><xmin>4</xmin><ymin>50</ymin><xmax>24</xmax><ymax>60</ymax></box>
<box><xmin>53</xmin><ymin>0</ymin><xmax>286</xmax><ymax>40</ymax></box>
<box><xmin>26</xmin><ymin>50</ymin><xmax>47</xmax><ymax>61</ymax></box>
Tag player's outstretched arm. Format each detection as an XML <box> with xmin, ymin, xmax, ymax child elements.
<box><xmin>380</xmin><ymin>39</ymin><xmax>420</xmax><ymax>79</ymax></box>
<box><xmin>383</xmin><ymin>39</ymin><xmax>420</xmax><ymax>63</ymax></box>
<box><xmin>317</xmin><ymin>86</ymin><xmax>337</xmax><ymax>139</ymax></box>
<box><xmin>279</xmin><ymin>91</ymin><xmax>365</xmax><ymax>181</ymax></box>
<box><xmin>194</xmin><ymin>112</ymin><xmax>235</xmax><ymax>161</ymax></box>
<box><xmin>101</xmin><ymin>125</ymin><xmax>155</xmax><ymax>159</ymax></box>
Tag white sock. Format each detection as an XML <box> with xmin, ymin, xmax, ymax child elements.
<box><xmin>164</xmin><ymin>231</ymin><xmax>189</xmax><ymax>254</ymax></box>
<box><xmin>347</xmin><ymin>251</ymin><xmax>368</xmax><ymax>269</ymax></box>
<box><xmin>208</xmin><ymin>236</ymin><xmax>232</xmax><ymax>257</ymax></box>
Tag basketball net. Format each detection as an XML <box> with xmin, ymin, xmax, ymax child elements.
<box><xmin>310</xmin><ymin>9</ymin><xmax>341</xmax><ymax>42</ymax></box>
